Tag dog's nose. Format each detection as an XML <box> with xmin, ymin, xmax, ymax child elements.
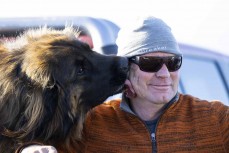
<box><xmin>118</xmin><ymin>56</ymin><xmax>129</xmax><ymax>73</ymax></box>
<box><xmin>110</xmin><ymin>56</ymin><xmax>129</xmax><ymax>85</ymax></box>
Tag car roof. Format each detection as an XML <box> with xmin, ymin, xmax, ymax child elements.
<box><xmin>0</xmin><ymin>16</ymin><xmax>119</xmax><ymax>55</ymax></box>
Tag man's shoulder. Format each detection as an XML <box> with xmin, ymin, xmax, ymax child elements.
<box><xmin>92</xmin><ymin>99</ymin><xmax>122</xmax><ymax>114</ymax></box>
<box><xmin>85</xmin><ymin>99</ymin><xmax>123</xmax><ymax>126</ymax></box>
<box><xmin>178</xmin><ymin>94</ymin><xmax>228</xmax><ymax>111</ymax></box>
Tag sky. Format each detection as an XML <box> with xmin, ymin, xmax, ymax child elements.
<box><xmin>1</xmin><ymin>0</ymin><xmax>229</xmax><ymax>55</ymax></box>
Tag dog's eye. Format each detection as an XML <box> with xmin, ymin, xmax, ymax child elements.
<box><xmin>77</xmin><ymin>66</ymin><xmax>85</xmax><ymax>75</ymax></box>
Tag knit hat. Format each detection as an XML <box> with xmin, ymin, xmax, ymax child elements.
<box><xmin>116</xmin><ymin>16</ymin><xmax>182</xmax><ymax>57</ymax></box>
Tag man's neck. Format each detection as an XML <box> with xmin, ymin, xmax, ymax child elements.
<box><xmin>130</xmin><ymin>99</ymin><xmax>167</xmax><ymax>121</ymax></box>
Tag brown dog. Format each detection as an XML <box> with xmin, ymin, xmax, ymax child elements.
<box><xmin>0</xmin><ymin>27</ymin><xmax>128</xmax><ymax>153</ymax></box>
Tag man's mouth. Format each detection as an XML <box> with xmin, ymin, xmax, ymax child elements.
<box><xmin>149</xmin><ymin>84</ymin><xmax>171</xmax><ymax>90</ymax></box>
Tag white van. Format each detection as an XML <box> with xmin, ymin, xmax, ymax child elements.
<box><xmin>179</xmin><ymin>44</ymin><xmax>229</xmax><ymax>104</ymax></box>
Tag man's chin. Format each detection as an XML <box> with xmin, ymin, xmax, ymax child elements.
<box><xmin>150</xmin><ymin>94</ymin><xmax>174</xmax><ymax>104</ymax></box>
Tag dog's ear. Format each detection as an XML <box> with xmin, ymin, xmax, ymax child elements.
<box><xmin>21</xmin><ymin>60</ymin><xmax>55</xmax><ymax>88</ymax></box>
<box><xmin>22</xmin><ymin>48</ymin><xmax>63</xmax><ymax>89</ymax></box>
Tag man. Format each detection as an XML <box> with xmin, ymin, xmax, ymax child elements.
<box><xmin>21</xmin><ymin>16</ymin><xmax>228</xmax><ymax>153</ymax></box>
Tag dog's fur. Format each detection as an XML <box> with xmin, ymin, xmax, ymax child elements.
<box><xmin>0</xmin><ymin>27</ymin><xmax>128</xmax><ymax>153</ymax></box>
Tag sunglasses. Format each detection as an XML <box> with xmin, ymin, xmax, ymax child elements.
<box><xmin>129</xmin><ymin>55</ymin><xmax>182</xmax><ymax>72</ymax></box>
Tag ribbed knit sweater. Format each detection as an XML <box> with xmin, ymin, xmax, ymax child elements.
<box><xmin>64</xmin><ymin>93</ymin><xmax>228</xmax><ymax>153</ymax></box>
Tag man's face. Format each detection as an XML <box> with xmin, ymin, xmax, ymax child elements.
<box><xmin>128</xmin><ymin>52</ymin><xmax>180</xmax><ymax>104</ymax></box>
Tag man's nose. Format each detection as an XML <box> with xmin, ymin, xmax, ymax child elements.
<box><xmin>155</xmin><ymin>64</ymin><xmax>170</xmax><ymax>78</ymax></box>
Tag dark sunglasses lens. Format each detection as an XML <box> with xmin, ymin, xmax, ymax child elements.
<box><xmin>166</xmin><ymin>56</ymin><xmax>182</xmax><ymax>71</ymax></box>
<box><xmin>139</xmin><ymin>57</ymin><xmax>163</xmax><ymax>72</ymax></box>
<box><xmin>137</xmin><ymin>56</ymin><xmax>182</xmax><ymax>72</ymax></box>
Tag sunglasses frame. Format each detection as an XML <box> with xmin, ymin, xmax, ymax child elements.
<box><xmin>129</xmin><ymin>55</ymin><xmax>182</xmax><ymax>72</ymax></box>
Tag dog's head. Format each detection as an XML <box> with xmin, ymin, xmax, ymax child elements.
<box><xmin>0</xmin><ymin>27</ymin><xmax>128</xmax><ymax>146</ymax></box>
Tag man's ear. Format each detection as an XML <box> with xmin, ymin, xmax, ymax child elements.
<box><xmin>124</xmin><ymin>79</ymin><xmax>137</xmax><ymax>98</ymax></box>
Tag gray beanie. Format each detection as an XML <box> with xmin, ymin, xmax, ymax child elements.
<box><xmin>116</xmin><ymin>16</ymin><xmax>182</xmax><ymax>57</ymax></box>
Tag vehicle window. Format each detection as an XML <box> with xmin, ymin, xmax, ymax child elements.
<box><xmin>220</xmin><ymin>61</ymin><xmax>229</xmax><ymax>88</ymax></box>
<box><xmin>180</xmin><ymin>57</ymin><xmax>229</xmax><ymax>105</ymax></box>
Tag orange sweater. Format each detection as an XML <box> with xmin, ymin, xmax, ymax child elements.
<box><xmin>67</xmin><ymin>94</ymin><xmax>228</xmax><ymax>153</ymax></box>
<box><xmin>15</xmin><ymin>94</ymin><xmax>228</xmax><ymax>153</ymax></box>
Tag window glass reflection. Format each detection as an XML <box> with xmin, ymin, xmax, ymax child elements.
<box><xmin>180</xmin><ymin>57</ymin><xmax>229</xmax><ymax>105</ymax></box>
